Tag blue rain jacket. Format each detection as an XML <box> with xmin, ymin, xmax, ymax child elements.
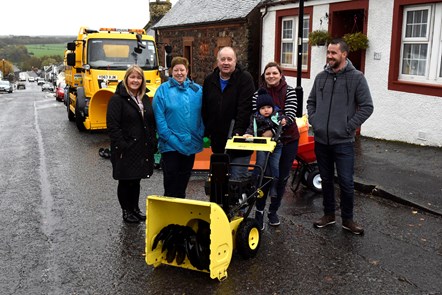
<box><xmin>153</xmin><ymin>77</ymin><xmax>204</xmax><ymax>156</ymax></box>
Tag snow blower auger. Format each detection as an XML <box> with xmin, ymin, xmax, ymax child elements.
<box><xmin>145</xmin><ymin>135</ymin><xmax>278</xmax><ymax>281</ymax></box>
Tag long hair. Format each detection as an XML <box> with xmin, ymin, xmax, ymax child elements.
<box><xmin>123</xmin><ymin>64</ymin><xmax>146</xmax><ymax>98</ymax></box>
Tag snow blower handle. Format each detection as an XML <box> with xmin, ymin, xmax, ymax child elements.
<box><xmin>274</xmin><ymin>123</ymin><xmax>283</xmax><ymax>142</ymax></box>
<box><xmin>227</xmin><ymin>119</ymin><xmax>235</xmax><ymax>139</ymax></box>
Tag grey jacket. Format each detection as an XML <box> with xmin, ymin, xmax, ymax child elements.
<box><xmin>307</xmin><ymin>60</ymin><xmax>374</xmax><ymax>145</ymax></box>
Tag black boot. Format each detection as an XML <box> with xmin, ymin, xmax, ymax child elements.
<box><xmin>123</xmin><ymin>210</ymin><xmax>140</xmax><ymax>223</ymax></box>
<box><xmin>133</xmin><ymin>208</ymin><xmax>146</xmax><ymax>221</ymax></box>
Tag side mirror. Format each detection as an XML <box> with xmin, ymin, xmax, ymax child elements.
<box><xmin>67</xmin><ymin>42</ymin><xmax>76</xmax><ymax>51</ymax></box>
<box><xmin>66</xmin><ymin>53</ymin><xmax>76</xmax><ymax>66</ymax></box>
<box><xmin>136</xmin><ymin>34</ymin><xmax>146</xmax><ymax>49</ymax></box>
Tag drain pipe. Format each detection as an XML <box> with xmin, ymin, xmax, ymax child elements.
<box><xmin>258</xmin><ymin>4</ymin><xmax>269</xmax><ymax>83</ymax></box>
<box><xmin>296</xmin><ymin>0</ymin><xmax>304</xmax><ymax>118</ymax></box>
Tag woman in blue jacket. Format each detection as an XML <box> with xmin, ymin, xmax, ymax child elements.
<box><xmin>153</xmin><ymin>57</ymin><xmax>204</xmax><ymax>198</ymax></box>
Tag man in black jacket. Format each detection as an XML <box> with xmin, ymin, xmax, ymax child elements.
<box><xmin>202</xmin><ymin>46</ymin><xmax>255</xmax><ymax>179</ymax></box>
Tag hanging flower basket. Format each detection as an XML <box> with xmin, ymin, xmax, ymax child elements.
<box><xmin>342</xmin><ymin>32</ymin><xmax>369</xmax><ymax>52</ymax></box>
<box><xmin>308</xmin><ymin>30</ymin><xmax>332</xmax><ymax>47</ymax></box>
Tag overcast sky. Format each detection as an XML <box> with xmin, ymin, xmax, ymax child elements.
<box><xmin>0</xmin><ymin>0</ymin><xmax>177</xmax><ymax>36</ymax></box>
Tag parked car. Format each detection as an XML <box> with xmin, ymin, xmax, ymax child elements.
<box><xmin>37</xmin><ymin>78</ymin><xmax>46</xmax><ymax>86</ymax></box>
<box><xmin>0</xmin><ymin>80</ymin><xmax>13</xmax><ymax>93</ymax></box>
<box><xmin>17</xmin><ymin>81</ymin><xmax>26</xmax><ymax>90</ymax></box>
<box><xmin>41</xmin><ymin>83</ymin><xmax>54</xmax><ymax>92</ymax></box>
<box><xmin>28</xmin><ymin>77</ymin><xmax>35</xmax><ymax>82</ymax></box>
<box><xmin>55</xmin><ymin>82</ymin><xmax>66</xmax><ymax>101</ymax></box>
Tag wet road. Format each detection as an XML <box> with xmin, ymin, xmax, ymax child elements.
<box><xmin>0</xmin><ymin>83</ymin><xmax>441</xmax><ymax>294</ymax></box>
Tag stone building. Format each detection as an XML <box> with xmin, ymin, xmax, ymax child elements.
<box><xmin>151</xmin><ymin>0</ymin><xmax>263</xmax><ymax>86</ymax></box>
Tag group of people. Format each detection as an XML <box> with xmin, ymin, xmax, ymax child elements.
<box><xmin>106</xmin><ymin>39</ymin><xmax>373</xmax><ymax>235</ymax></box>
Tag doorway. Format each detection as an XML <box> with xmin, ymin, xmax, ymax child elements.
<box><xmin>329</xmin><ymin>1</ymin><xmax>368</xmax><ymax>72</ymax></box>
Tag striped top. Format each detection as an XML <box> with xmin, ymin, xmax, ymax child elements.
<box><xmin>252</xmin><ymin>84</ymin><xmax>297</xmax><ymax>125</ymax></box>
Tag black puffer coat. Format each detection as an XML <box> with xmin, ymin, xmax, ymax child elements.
<box><xmin>106</xmin><ymin>82</ymin><xmax>157</xmax><ymax>180</ymax></box>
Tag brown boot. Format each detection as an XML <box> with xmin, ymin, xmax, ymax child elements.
<box><xmin>342</xmin><ymin>219</ymin><xmax>364</xmax><ymax>235</ymax></box>
<box><xmin>313</xmin><ymin>214</ymin><xmax>336</xmax><ymax>228</ymax></box>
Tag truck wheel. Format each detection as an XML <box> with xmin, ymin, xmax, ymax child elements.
<box><xmin>307</xmin><ymin>168</ymin><xmax>322</xmax><ymax>193</ymax></box>
<box><xmin>236</xmin><ymin>218</ymin><xmax>261</xmax><ymax>259</ymax></box>
<box><xmin>75</xmin><ymin>88</ymin><xmax>86</xmax><ymax>131</ymax></box>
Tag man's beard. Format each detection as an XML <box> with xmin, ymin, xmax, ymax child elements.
<box><xmin>328</xmin><ymin>58</ymin><xmax>340</xmax><ymax>69</ymax></box>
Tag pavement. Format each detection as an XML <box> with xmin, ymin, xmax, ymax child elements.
<box><xmin>353</xmin><ymin>136</ymin><xmax>442</xmax><ymax>217</ymax></box>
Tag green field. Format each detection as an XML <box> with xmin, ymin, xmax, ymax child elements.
<box><xmin>25</xmin><ymin>43</ymin><xmax>66</xmax><ymax>58</ymax></box>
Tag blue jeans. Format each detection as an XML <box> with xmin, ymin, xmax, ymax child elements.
<box><xmin>256</xmin><ymin>140</ymin><xmax>298</xmax><ymax>213</ymax></box>
<box><xmin>254</xmin><ymin>143</ymin><xmax>282</xmax><ymax>196</ymax></box>
<box><xmin>314</xmin><ymin>141</ymin><xmax>355</xmax><ymax>220</ymax></box>
<box><xmin>230</xmin><ymin>154</ymin><xmax>252</xmax><ymax>180</ymax></box>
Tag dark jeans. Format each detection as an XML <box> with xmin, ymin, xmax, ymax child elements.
<box><xmin>256</xmin><ymin>140</ymin><xmax>298</xmax><ymax>214</ymax></box>
<box><xmin>117</xmin><ymin>179</ymin><xmax>141</xmax><ymax>211</ymax></box>
<box><xmin>314</xmin><ymin>141</ymin><xmax>355</xmax><ymax>220</ymax></box>
<box><xmin>161</xmin><ymin>151</ymin><xmax>195</xmax><ymax>198</ymax></box>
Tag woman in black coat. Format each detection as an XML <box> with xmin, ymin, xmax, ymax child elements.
<box><xmin>106</xmin><ymin>65</ymin><xmax>157</xmax><ymax>223</ymax></box>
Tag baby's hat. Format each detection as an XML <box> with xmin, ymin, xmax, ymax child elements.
<box><xmin>256</xmin><ymin>88</ymin><xmax>274</xmax><ymax>110</ymax></box>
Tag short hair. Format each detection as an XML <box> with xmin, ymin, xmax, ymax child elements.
<box><xmin>171</xmin><ymin>56</ymin><xmax>189</xmax><ymax>70</ymax></box>
<box><xmin>217</xmin><ymin>46</ymin><xmax>237</xmax><ymax>61</ymax></box>
<box><xmin>329</xmin><ymin>38</ymin><xmax>349</xmax><ymax>53</ymax></box>
<box><xmin>123</xmin><ymin>64</ymin><xmax>146</xmax><ymax>98</ymax></box>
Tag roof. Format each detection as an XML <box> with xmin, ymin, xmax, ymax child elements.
<box><xmin>153</xmin><ymin>0</ymin><xmax>263</xmax><ymax>29</ymax></box>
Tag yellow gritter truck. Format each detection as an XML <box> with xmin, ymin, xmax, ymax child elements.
<box><xmin>64</xmin><ymin>27</ymin><xmax>162</xmax><ymax>131</ymax></box>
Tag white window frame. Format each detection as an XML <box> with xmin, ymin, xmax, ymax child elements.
<box><xmin>399</xmin><ymin>3</ymin><xmax>442</xmax><ymax>84</ymax></box>
<box><xmin>280</xmin><ymin>16</ymin><xmax>310</xmax><ymax>70</ymax></box>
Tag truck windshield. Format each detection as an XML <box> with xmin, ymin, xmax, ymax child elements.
<box><xmin>88</xmin><ymin>39</ymin><xmax>158</xmax><ymax>70</ymax></box>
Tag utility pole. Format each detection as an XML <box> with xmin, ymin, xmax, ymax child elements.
<box><xmin>295</xmin><ymin>0</ymin><xmax>304</xmax><ymax>118</ymax></box>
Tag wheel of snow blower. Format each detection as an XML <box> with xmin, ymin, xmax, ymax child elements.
<box><xmin>236</xmin><ymin>218</ymin><xmax>261</xmax><ymax>259</ymax></box>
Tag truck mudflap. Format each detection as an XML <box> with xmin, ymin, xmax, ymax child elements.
<box><xmin>84</xmin><ymin>88</ymin><xmax>114</xmax><ymax>130</ymax></box>
<box><xmin>145</xmin><ymin>195</ymin><xmax>235</xmax><ymax>281</ymax></box>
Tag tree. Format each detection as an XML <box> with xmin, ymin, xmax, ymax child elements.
<box><xmin>1</xmin><ymin>59</ymin><xmax>13</xmax><ymax>77</ymax></box>
<box><xmin>22</xmin><ymin>56</ymin><xmax>42</xmax><ymax>71</ymax></box>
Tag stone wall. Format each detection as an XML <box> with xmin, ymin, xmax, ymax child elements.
<box><xmin>156</xmin><ymin>18</ymin><xmax>260</xmax><ymax>86</ymax></box>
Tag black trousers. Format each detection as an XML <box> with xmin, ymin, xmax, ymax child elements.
<box><xmin>161</xmin><ymin>151</ymin><xmax>195</xmax><ymax>198</ymax></box>
<box><xmin>117</xmin><ymin>179</ymin><xmax>141</xmax><ymax>211</ymax></box>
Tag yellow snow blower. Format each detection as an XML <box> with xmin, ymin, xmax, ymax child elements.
<box><xmin>145</xmin><ymin>134</ymin><xmax>278</xmax><ymax>280</ymax></box>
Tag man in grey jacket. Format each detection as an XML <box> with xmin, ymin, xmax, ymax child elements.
<box><xmin>307</xmin><ymin>38</ymin><xmax>374</xmax><ymax>235</ymax></box>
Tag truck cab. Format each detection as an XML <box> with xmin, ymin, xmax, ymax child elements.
<box><xmin>65</xmin><ymin>27</ymin><xmax>162</xmax><ymax>131</ymax></box>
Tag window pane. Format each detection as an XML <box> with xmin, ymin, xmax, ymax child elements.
<box><xmin>302</xmin><ymin>42</ymin><xmax>309</xmax><ymax>67</ymax></box>
<box><xmin>405</xmin><ymin>9</ymin><xmax>429</xmax><ymax>38</ymax></box>
<box><xmin>283</xmin><ymin>20</ymin><xmax>293</xmax><ymax>39</ymax></box>
<box><xmin>281</xmin><ymin>43</ymin><xmax>293</xmax><ymax>64</ymax></box>
<box><xmin>402</xmin><ymin>44</ymin><xmax>427</xmax><ymax>75</ymax></box>
<box><xmin>302</xmin><ymin>18</ymin><xmax>309</xmax><ymax>38</ymax></box>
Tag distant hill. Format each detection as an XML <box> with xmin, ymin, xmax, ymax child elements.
<box><xmin>25</xmin><ymin>44</ymin><xmax>67</xmax><ymax>58</ymax></box>
<box><xmin>0</xmin><ymin>36</ymin><xmax>75</xmax><ymax>46</ymax></box>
